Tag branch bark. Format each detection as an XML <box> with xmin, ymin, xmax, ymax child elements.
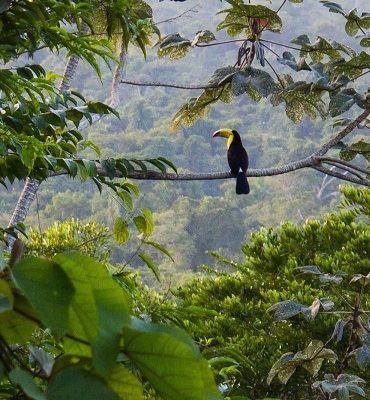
<box><xmin>48</xmin><ymin>152</ymin><xmax>370</xmax><ymax>187</ymax></box>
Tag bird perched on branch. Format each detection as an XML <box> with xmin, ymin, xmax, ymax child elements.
<box><xmin>213</xmin><ymin>128</ymin><xmax>250</xmax><ymax>195</ymax></box>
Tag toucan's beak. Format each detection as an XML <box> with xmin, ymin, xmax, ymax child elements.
<box><xmin>212</xmin><ymin>129</ymin><xmax>230</xmax><ymax>138</ymax></box>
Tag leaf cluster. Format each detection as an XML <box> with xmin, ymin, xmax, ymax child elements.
<box><xmin>0</xmin><ymin>251</ymin><xmax>221</xmax><ymax>400</ymax></box>
<box><xmin>154</xmin><ymin>1</ymin><xmax>370</xmax><ymax>132</ymax></box>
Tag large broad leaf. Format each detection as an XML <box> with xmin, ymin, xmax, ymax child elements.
<box><xmin>267</xmin><ymin>299</ymin><xmax>305</xmax><ymax>321</ymax></box>
<box><xmin>12</xmin><ymin>257</ymin><xmax>75</xmax><ymax>336</ymax></box>
<box><xmin>233</xmin><ymin>67</ymin><xmax>276</xmax><ymax>99</ymax></box>
<box><xmin>9</xmin><ymin>369</ymin><xmax>44</xmax><ymax>400</ymax></box>
<box><xmin>53</xmin><ymin>252</ymin><xmax>131</xmax><ymax>377</ymax></box>
<box><xmin>133</xmin><ymin>208</ymin><xmax>154</xmax><ymax>236</ymax></box>
<box><xmin>333</xmin><ymin>51</ymin><xmax>370</xmax><ymax>80</ymax></box>
<box><xmin>329</xmin><ymin>88</ymin><xmax>357</xmax><ymax>117</ymax></box>
<box><xmin>107</xmin><ymin>363</ymin><xmax>143</xmax><ymax>399</ymax></box>
<box><xmin>100</xmin><ymin>158</ymin><xmax>117</xmax><ymax>180</ymax></box>
<box><xmin>312</xmin><ymin>374</ymin><xmax>366</xmax><ymax>399</ymax></box>
<box><xmin>0</xmin><ymin>279</ymin><xmax>13</xmax><ymax>312</ymax></box>
<box><xmin>138</xmin><ymin>253</ymin><xmax>160</xmax><ymax>282</ymax></box>
<box><xmin>158</xmin><ymin>33</ymin><xmax>191</xmax><ymax>60</ymax></box>
<box><xmin>267</xmin><ymin>341</ymin><xmax>337</xmax><ymax>385</ymax></box>
<box><xmin>113</xmin><ymin>216</ymin><xmax>130</xmax><ymax>244</ymax></box>
<box><xmin>47</xmin><ymin>367</ymin><xmax>121</xmax><ymax>400</ymax></box>
<box><xmin>0</xmin><ymin>293</ymin><xmax>38</xmax><ymax>345</ymax></box>
<box><xmin>123</xmin><ymin>317</ymin><xmax>222</xmax><ymax>400</ymax></box>
<box><xmin>217</xmin><ymin>4</ymin><xmax>282</xmax><ymax>36</ymax></box>
<box><xmin>355</xmin><ymin>334</ymin><xmax>370</xmax><ymax>369</ymax></box>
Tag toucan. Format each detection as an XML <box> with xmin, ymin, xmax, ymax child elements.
<box><xmin>213</xmin><ymin>128</ymin><xmax>250</xmax><ymax>195</ymax></box>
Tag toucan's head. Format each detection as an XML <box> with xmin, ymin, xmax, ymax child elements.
<box><xmin>213</xmin><ymin>128</ymin><xmax>237</xmax><ymax>149</ymax></box>
<box><xmin>212</xmin><ymin>128</ymin><xmax>233</xmax><ymax>139</ymax></box>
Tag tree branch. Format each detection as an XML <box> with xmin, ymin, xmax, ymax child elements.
<box><xmin>121</xmin><ymin>79</ymin><xmax>216</xmax><ymax>90</ymax></box>
<box><xmin>49</xmin><ymin>152</ymin><xmax>370</xmax><ymax>187</ymax></box>
<box><xmin>315</xmin><ymin>108</ymin><xmax>370</xmax><ymax>156</ymax></box>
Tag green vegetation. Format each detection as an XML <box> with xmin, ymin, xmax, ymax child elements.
<box><xmin>171</xmin><ymin>185</ymin><xmax>370</xmax><ymax>399</ymax></box>
<box><xmin>1</xmin><ymin>0</ymin><xmax>370</xmax><ymax>399</ymax></box>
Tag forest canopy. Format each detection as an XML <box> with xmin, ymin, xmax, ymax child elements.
<box><xmin>1</xmin><ymin>0</ymin><xmax>370</xmax><ymax>399</ymax></box>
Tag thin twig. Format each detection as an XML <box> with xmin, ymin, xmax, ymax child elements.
<box><xmin>153</xmin><ymin>4</ymin><xmax>200</xmax><ymax>26</ymax></box>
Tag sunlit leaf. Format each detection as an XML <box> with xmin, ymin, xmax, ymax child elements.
<box><xmin>123</xmin><ymin>317</ymin><xmax>222</xmax><ymax>400</ymax></box>
<box><xmin>113</xmin><ymin>216</ymin><xmax>130</xmax><ymax>245</ymax></box>
<box><xmin>139</xmin><ymin>253</ymin><xmax>160</xmax><ymax>282</ymax></box>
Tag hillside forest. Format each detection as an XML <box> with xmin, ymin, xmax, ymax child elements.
<box><xmin>2</xmin><ymin>0</ymin><xmax>368</xmax><ymax>284</ymax></box>
<box><xmin>1</xmin><ymin>0</ymin><xmax>370</xmax><ymax>399</ymax></box>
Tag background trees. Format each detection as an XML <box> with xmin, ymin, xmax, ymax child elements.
<box><xmin>172</xmin><ymin>185</ymin><xmax>370</xmax><ymax>399</ymax></box>
<box><xmin>1</xmin><ymin>0</ymin><xmax>370</xmax><ymax>399</ymax></box>
<box><xmin>0</xmin><ymin>1</ymin><xmax>220</xmax><ymax>398</ymax></box>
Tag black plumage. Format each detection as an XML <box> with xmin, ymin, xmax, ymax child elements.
<box><xmin>213</xmin><ymin>128</ymin><xmax>250</xmax><ymax>195</ymax></box>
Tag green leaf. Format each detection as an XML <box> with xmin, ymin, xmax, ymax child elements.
<box><xmin>338</xmin><ymin>140</ymin><xmax>370</xmax><ymax>164</ymax></box>
<box><xmin>267</xmin><ymin>300</ymin><xmax>305</xmax><ymax>321</ymax></box>
<box><xmin>133</xmin><ymin>215</ymin><xmax>146</xmax><ymax>235</ymax></box>
<box><xmin>334</xmin><ymin>51</ymin><xmax>370</xmax><ymax>80</ymax></box>
<box><xmin>81</xmin><ymin>159</ymin><xmax>97</xmax><ymax>176</ymax></box>
<box><xmin>355</xmin><ymin>345</ymin><xmax>370</xmax><ymax>369</ymax></box>
<box><xmin>117</xmin><ymin>190</ymin><xmax>133</xmax><ymax>213</ymax></box>
<box><xmin>47</xmin><ymin>367</ymin><xmax>121</xmax><ymax>400</ymax></box>
<box><xmin>54</xmin><ymin>253</ymin><xmax>130</xmax><ymax>365</ymax></box>
<box><xmin>9</xmin><ymin>369</ymin><xmax>45</xmax><ymax>400</ymax></box>
<box><xmin>0</xmin><ymin>293</ymin><xmax>38</xmax><ymax>345</ymax></box>
<box><xmin>113</xmin><ymin>217</ymin><xmax>130</xmax><ymax>245</ymax></box>
<box><xmin>141</xmin><ymin>208</ymin><xmax>154</xmax><ymax>235</ymax></box>
<box><xmin>123</xmin><ymin>317</ymin><xmax>222</xmax><ymax>400</ymax></box>
<box><xmin>267</xmin><ymin>341</ymin><xmax>337</xmax><ymax>385</ymax></box>
<box><xmin>139</xmin><ymin>253</ymin><xmax>160</xmax><ymax>282</ymax></box>
<box><xmin>217</xmin><ymin>4</ymin><xmax>283</xmax><ymax>36</ymax></box>
<box><xmin>158</xmin><ymin>33</ymin><xmax>191</xmax><ymax>60</ymax></box>
<box><xmin>191</xmin><ymin>30</ymin><xmax>216</xmax><ymax>46</ymax></box>
<box><xmin>107</xmin><ymin>364</ymin><xmax>143</xmax><ymax>399</ymax></box>
<box><xmin>295</xmin><ymin>265</ymin><xmax>322</xmax><ymax>275</ymax></box>
<box><xmin>291</xmin><ymin>34</ymin><xmax>310</xmax><ymax>46</ymax></box>
<box><xmin>147</xmin><ymin>158</ymin><xmax>167</xmax><ymax>174</ymax></box>
<box><xmin>321</xmin><ymin>1</ymin><xmax>345</xmax><ymax>15</ymax></box>
<box><xmin>28</xmin><ymin>346</ymin><xmax>54</xmax><ymax>377</ymax></box>
<box><xmin>0</xmin><ymin>279</ymin><xmax>14</xmax><ymax>312</ymax></box>
<box><xmin>12</xmin><ymin>257</ymin><xmax>75</xmax><ymax>336</ymax></box>
<box><xmin>146</xmin><ymin>240</ymin><xmax>174</xmax><ymax>261</ymax></box>
<box><xmin>120</xmin><ymin>180</ymin><xmax>140</xmax><ymax>196</ymax></box>
<box><xmin>133</xmin><ymin>208</ymin><xmax>154</xmax><ymax>237</ymax></box>
<box><xmin>360</xmin><ymin>34</ymin><xmax>370</xmax><ymax>47</ymax></box>
<box><xmin>157</xmin><ymin>157</ymin><xmax>177</xmax><ymax>173</ymax></box>
<box><xmin>59</xmin><ymin>158</ymin><xmax>78</xmax><ymax>177</ymax></box>
<box><xmin>100</xmin><ymin>158</ymin><xmax>117</xmax><ymax>180</ymax></box>
<box><xmin>329</xmin><ymin>89</ymin><xmax>356</xmax><ymax>117</ymax></box>
<box><xmin>267</xmin><ymin>352</ymin><xmax>296</xmax><ymax>385</ymax></box>
<box><xmin>313</xmin><ymin>374</ymin><xmax>365</xmax><ymax>399</ymax></box>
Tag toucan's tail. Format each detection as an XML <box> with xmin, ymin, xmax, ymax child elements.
<box><xmin>236</xmin><ymin>172</ymin><xmax>250</xmax><ymax>195</ymax></box>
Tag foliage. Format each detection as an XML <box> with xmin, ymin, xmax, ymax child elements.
<box><xmin>171</xmin><ymin>186</ymin><xmax>370</xmax><ymax>399</ymax></box>
<box><xmin>0</xmin><ymin>249</ymin><xmax>221</xmax><ymax>399</ymax></box>
<box><xmin>26</xmin><ymin>218</ymin><xmax>112</xmax><ymax>261</ymax></box>
<box><xmin>0</xmin><ymin>0</ymin><xmax>168</xmax><ymax>243</ymax></box>
<box><xmin>0</xmin><ymin>1</ymin><xmax>220</xmax><ymax>398</ymax></box>
<box><xmin>159</xmin><ymin>0</ymin><xmax>370</xmax><ymax>132</ymax></box>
